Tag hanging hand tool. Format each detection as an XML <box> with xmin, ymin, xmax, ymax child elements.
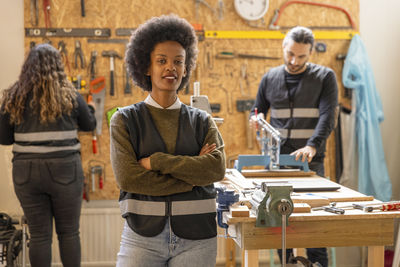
<box><xmin>58</xmin><ymin>41</ymin><xmax>70</xmax><ymax>74</ymax></box>
<box><xmin>89</xmin><ymin>76</ymin><xmax>106</xmax><ymax>135</ymax></box>
<box><xmin>102</xmin><ymin>50</ymin><xmax>122</xmax><ymax>96</ymax></box>
<box><xmin>217</xmin><ymin>51</ymin><xmax>280</xmax><ymax>60</ymax></box>
<box><xmin>81</xmin><ymin>0</ymin><xmax>85</xmax><ymax>17</ymax></box>
<box><xmin>74</xmin><ymin>40</ymin><xmax>85</xmax><ymax>69</ymax></box>
<box><xmin>123</xmin><ymin>63</ymin><xmax>131</xmax><ymax>95</ymax></box>
<box><xmin>88</xmin><ymin>51</ymin><xmax>97</xmax><ymax>81</ymax></box>
<box><xmin>88</xmin><ymin>160</ymin><xmax>106</xmax><ymax>192</ymax></box>
<box><xmin>30</xmin><ymin>0</ymin><xmax>38</xmax><ymax>26</ymax></box>
<box><xmin>195</xmin><ymin>0</ymin><xmax>217</xmax><ymax>21</ymax></box>
<box><xmin>43</xmin><ymin>0</ymin><xmax>51</xmax><ymax>28</ymax></box>
<box><xmin>90</xmin><ymin>165</ymin><xmax>103</xmax><ymax>192</ymax></box>
<box><xmin>269</xmin><ymin>0</ymin><xmax>356</xmax><ymax>30</ymax></box>
<box><xmin>236</xmin><ymin>99</ymin><xmax>255</xmax><ymax>149</ymax></box>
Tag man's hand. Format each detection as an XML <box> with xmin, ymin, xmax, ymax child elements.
<box><xmin>249</xmin><ymin>112</ymin><xmax>265</xmax><ymax>129</ymax></box>
<box><xmin>199</xmin><ymin>143</ymin><xmax>216</xmax><ymax>156</ymax></box>
<box><xmin>138</xmin><ymin>157</ymin><xmax>151</xmax><ymax>170</ymax></box>
<box><xmin>290</xmin><ymin>145</ymin><xmax>316</xmax><ymax>163</ymax></box>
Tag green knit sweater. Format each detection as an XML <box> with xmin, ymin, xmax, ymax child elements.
<box><xmin>110</xmin><ymin>103</ymin><xmax>226</xmax><ymax>196</ymax></box>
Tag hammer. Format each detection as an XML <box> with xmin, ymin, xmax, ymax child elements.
<box><xmin>102</xmin><ymin>50</ymin><xmax>122</xmax><ymax>96</ymax></box>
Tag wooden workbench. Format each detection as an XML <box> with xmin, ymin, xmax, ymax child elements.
<box><xmin>221</xmin><ymin>169</ymin><xmax>400</xmax><ymax>267</ymax></box>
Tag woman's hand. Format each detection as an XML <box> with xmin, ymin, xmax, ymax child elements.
<box><xmin>138</xmin><ymin>157</ymin><xmax>151</xmax><ymax>170</ymax></box>
<box><xmin>199</xmin><ymin>143</ymin><xmax>216</xmax><ymax>156</ymax></box>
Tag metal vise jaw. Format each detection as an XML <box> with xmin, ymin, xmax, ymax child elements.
<box><xmin>216</xmin><ymin>186</ymin><xmax>239</xmax><ymax>230</ymax></box>
<box><xmin>251</xmin><ymin>183</ymin><xmax>293</xmax><ymax>227</ymax></box>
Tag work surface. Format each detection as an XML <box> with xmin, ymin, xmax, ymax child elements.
<box><xmin>220</xmin><ymin>169</ymin><xmax>400</xmax><ymax>266</ymax></box>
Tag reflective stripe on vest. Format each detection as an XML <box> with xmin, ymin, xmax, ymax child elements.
<box><xmin>120</xmin><ymin>198</ymin><xmax>216</xmax><ymax>217</ymax></box>
<box><xmin>278</xmin><ymin>129</ymin><xmax>315</xmax><ymax>139</ymax></box>
<box><xmin>12</xmin><ymin>143</ymin><xmax>81</xmax><ymax>153</ymax></box>
<box><xmin>14</xmin><ymin>130</ymin><xmax>78</xmax><ymax>142</ymax></box>
<box><xmin>271</xmin><ymin>108</ymin><xmax>319</xmax><ymax>119</ymax></box>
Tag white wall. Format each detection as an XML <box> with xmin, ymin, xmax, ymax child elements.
<box><xmin>0</xmin><ymin>0</ymin><xmax>24</xmax><ymax>214</ymax></box>
<box><xmin>360</xmin><ymin>0</ymin><xmax>400</xmax><ymax>200</ymax></box>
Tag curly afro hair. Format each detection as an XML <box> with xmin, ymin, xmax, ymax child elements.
<box><xmin>125</xmin><ymin>14</ymin><xmax>198</xmax><ymax>92</ymax></box>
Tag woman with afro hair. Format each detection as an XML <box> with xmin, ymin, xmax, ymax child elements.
<box><xmin>0</xmin><ymin>43</ymin><xmax>96</xmax><ymax>267</ymax></box>
<box><xmin>110</xmin><ymin>14</ymin><xmax>226</xmax><ymax>267</ymax></box>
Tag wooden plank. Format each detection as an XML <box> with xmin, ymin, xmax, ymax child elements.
<box><xmin>238</xmin><ymin>218</ymin><xmax>394</xmax><ymax>250</ymax></box>
<box><xmin>367</xmin><ymin>246</ymin><xmax>384</xmax><ymax>267</ymax></box>
<box><xmin>241</xmin><ymin>250</ymin><xmax>258</xmax><ymax>267</ymax></box>
<box><xmin>293</xmin><ymin>203</ymin><xmax>311</xmax><ymax>213</ymax></box>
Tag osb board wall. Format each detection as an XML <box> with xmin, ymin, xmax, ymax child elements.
<box><xmin>23</xmin><ymin>0</ymin><xmax>359</xmax><ymax>200</ymax></box>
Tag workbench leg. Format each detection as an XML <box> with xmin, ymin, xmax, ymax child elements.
<box><xmin>367</xmin><ymin>246</ymin><xmax>384</xmax><ymax>267</ymax></box>
<box><xmin>225</xmin><ymin>238</ymin><xmax>236</xmax><ymax>267</ymax></box>
<box><xmin>241</xmin><ymin>249</ymin><xmax>259</xmax><ymax>267</ymax></box>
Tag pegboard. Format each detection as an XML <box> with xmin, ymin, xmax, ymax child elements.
<box><xmin>24</xmin><ymin>0</ymin><xmax>359</xmax><ymax>200</ymax></box>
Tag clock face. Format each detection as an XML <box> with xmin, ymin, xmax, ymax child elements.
<box><xmin>234</xmin><ymin>0</ymin><xmax>269</xmax><ymax>21</ymax></box>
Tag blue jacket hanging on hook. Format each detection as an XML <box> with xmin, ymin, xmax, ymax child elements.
<box><xmin>342</xmin><ymin>34</ymin><xmax>391</xmax><ymax>201</ymax></box>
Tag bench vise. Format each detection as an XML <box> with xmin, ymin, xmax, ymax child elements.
<box><xmin>250</xmin><ymin>182</ymin><xmax>293</xmax><ymax>227</ymax></box>
<box><xmin>216</xmin><ymin>186</ymin><xmax>239</xmax><ymax>232</ymax></box>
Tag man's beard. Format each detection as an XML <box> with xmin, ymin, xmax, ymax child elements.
<box><xmin>285</xmin><ymin>61</ymin><xmax>307</xmax><ymax>74</ymax></box>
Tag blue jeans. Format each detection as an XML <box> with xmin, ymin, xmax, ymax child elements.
<box><xmin>12</xmin><ymin>154</ymin><xmax>84</xmax><ymax>267</ymax></box>
<box><xmin>117</xmin><ymin>220</ymin><xmax>217</xmax><ymax>267</ymax></box>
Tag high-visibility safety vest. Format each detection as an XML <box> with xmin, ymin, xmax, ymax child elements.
<box><xmin>254</xmin><ymin>63</ymin><xmax>338</xmax><ymax>161</ymax></box>
<box><xmin>118</xmin><ymin>102</ymin><xmax>217</xmax><ymax>240</ymax></box>
<box><xmin>10</xmin><ymin>93</ymin><xmax>95</xmax><ymax>158</ymax></box>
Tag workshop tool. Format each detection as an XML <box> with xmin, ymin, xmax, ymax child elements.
<box><xmin>250</xmin><ymin>183</ymin><xmax>293</xmax><ymax>266</ymax></box>
<box><xmin>102</xmin><ymin>50</ymin><xmax>122</xmax><ymax>96</ymax></box>
<box><xmin>88</xmin><ymin>51</ymin><xmax>97</xmax><ymax>81</ymax></box>
<box><xmin>216</xmin><ymin>51</ymin><xmax>280</xmax><ymax>60</ymax></box>
<box><xmin>315</xmin><ymin>42</ymin><xmax>327</xmax><ymax>53</ymax></box>
<box><xmin>74</xmin><ymin>40</ymin><xmax>85</xmax><ymax>69</ymax></box>
<box><xmin>90</xmin><ymin>165</ymin><xmax>103</xmax><ymax>192</ymax></box>
<box><xmin>239</xmin><ymin>64</ymin><xmax>250</xmax><ymax>96</ymax></box>
<box><xmin>58</xmin><ymin>41</ymin><xmax>70</xmax><ymax>74</ymax></box>
<box><xmin>115</xmin><ymin>28</ymin><xmax>136</xmax><ymax>36</ymax></box>
<box><xmin>269</xmin><ymin>0</ymin><xmax>356</xmax><ymax>30</ymax></box>
<box><xmin>204</xmin><ymin>42</ymin><xmax>214</xmax><ymax>70</ymax></box>
<box><xmin>30</xmin><ymin>0</ymin><xmax>38</xmax><ymax>26</ymax></box>
<box><xmin>195</xmin><ymin>0</ymin><xmax>217</xmax><ymax>21</ymax></box>
<box><xmin>235</xmin><ymin>116</ymin><xmax>311</xmax><ymax>172</ymax></box>
<box><xmin>236</xmin><ymin>99</ymin><xmax>255</xmax><ymax>149</ymax></box>
<box><xmin>218</xmin><ymin>0</ymin><xmax>224</xmax><ymax>20</ymax></box>
<box><xmin>25</xmin><ymin>28</ymin><xmax>111</xmax><ymax>37</ymax></box>
<box><xmin>204</xmin><ymin>30</ymin><xmax>358</xmax><ymax>40</ymax></box>
<box><xmin>312</xmin><ymin>205</ymin><xmax>345</xmax><ymax>214</ymax></box>
<box><xmin>43</xmin><ymin>0</ymin><xmax>51</xmax><ymax>28</ymax></box>
<box><xmin>87</xmin><ymin>38</ymin><xmax>128</xmax><ymax>44</ymax></box>
<box><xmin>190</xmin><ymin>82</ymin><xmax>212</xmax><ymax>114</ymax></box>
<box><xmin>81</xmin><ymin>0</ymin><xmax>85</xmax><ymax>17</ymax></box>
<box><xmin>89</xmin><ymin>76</ymin><xmax>106</xmax><ymax>135</ymax></box>
<box><xmin>123</xmin><ymin>63</ymin><xmax>132</xmax><ymax>95</ymax></box>
<box><xmin>216</xmin><ymin>186</ymin><xmax>239</xmax><ymax>236</ymax></box>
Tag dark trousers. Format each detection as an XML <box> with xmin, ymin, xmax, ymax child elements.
<box><xmin>278</xmin><ymin>160</ymin><xmax>328</xmax><ymax>267</ymax></box>
<box><xmin>278</xmin><ymin>248</ymin><xmax>328</xmax><ymax>267</ymax></box>
<box><xmin>12</xmin><ymin>153</ymin><xmax>84</xmax><ymax>267</ymax></box>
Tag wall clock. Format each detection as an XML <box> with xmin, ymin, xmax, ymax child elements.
<box><xmin>234</xmin><ymin>0</ymin><xmax>269</xmax><ymax>21</ymax></box>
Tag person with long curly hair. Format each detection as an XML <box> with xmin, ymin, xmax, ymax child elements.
<box><xmin>0</xmin><ymin>43</ymin><xmax>96</xmax><ymax>267</ymax></box>
<box><xmin>110</xmin><ymin>14</ymin><xmax>226</xmax><ymax>267</ymax></box>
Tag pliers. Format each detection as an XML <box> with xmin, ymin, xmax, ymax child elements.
<box><xmin>74</xmin><ymin>40</ymin><xmax>85</xmax><ymax>69</ymax></box>
<box><xmin>58</xmin><ymin>41</ymin><xmax>70</xmax><ymax>73</ymax></box>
